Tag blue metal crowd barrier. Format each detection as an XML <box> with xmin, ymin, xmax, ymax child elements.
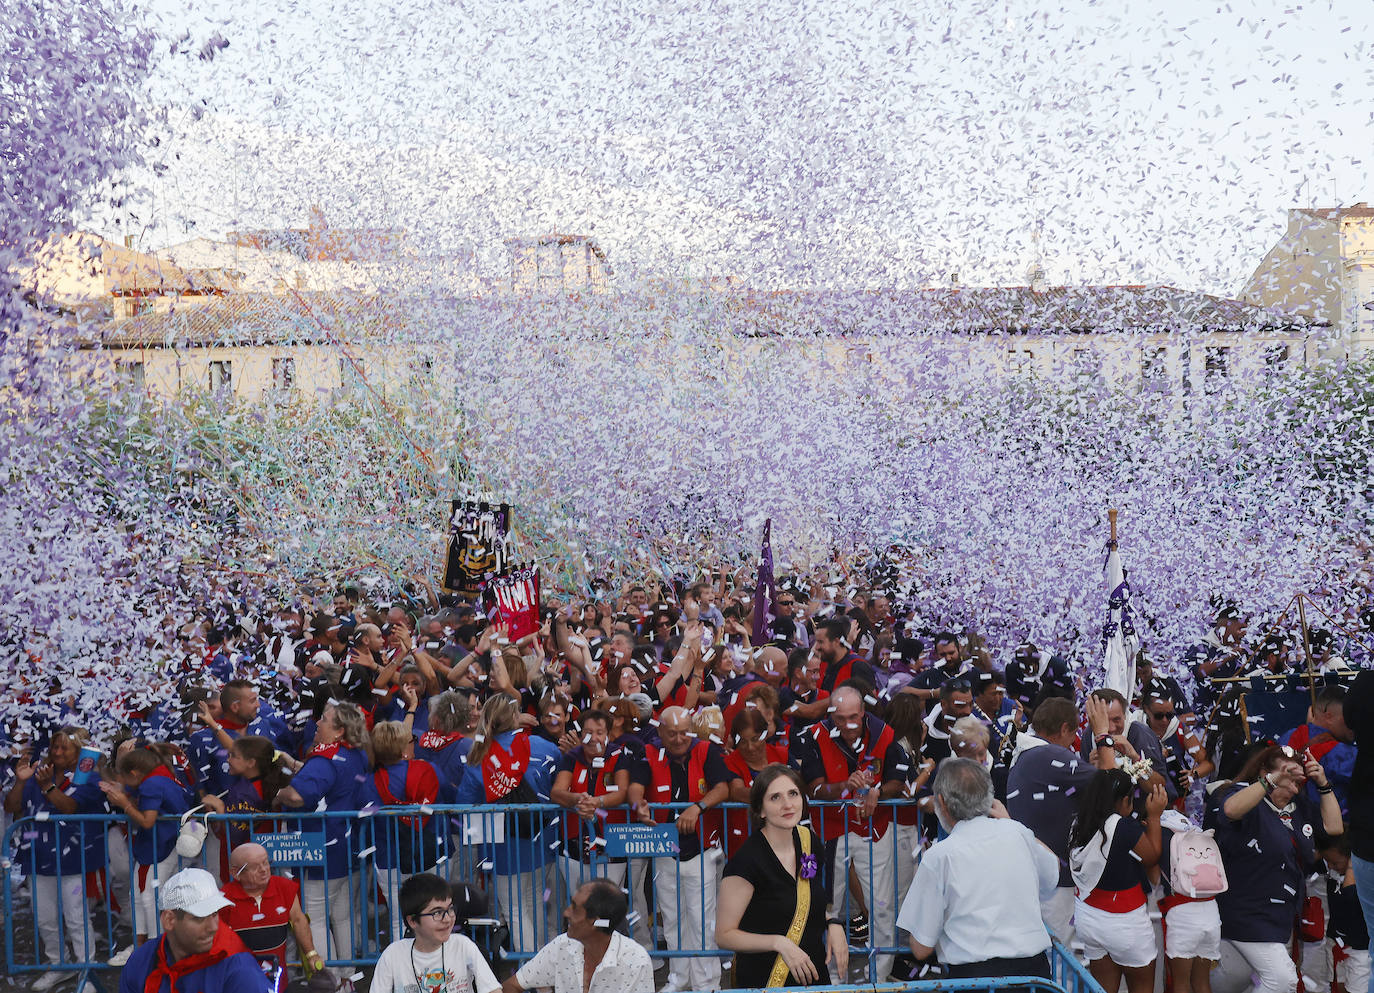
<box><xmin>2</xmin><ymin>800</ymin><xmax>1096</xmax><ymax>990</ymax></box>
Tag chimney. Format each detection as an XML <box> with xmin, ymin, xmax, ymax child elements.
<box><xmin>1028</xmin><ymin>264</ymin><xmax>1047</xmax><ymax>293</ymax></box>
<box><xmin>950</xmin><ymin>272</ymin><xmax>960</xmax><ymax>288</ymax></box>
<box><xmin>124</xmin><ymin>234</ymin><xmax>135</xmax><ymax>249</ymax></box>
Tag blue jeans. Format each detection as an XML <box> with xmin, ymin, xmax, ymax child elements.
<box><xmin>1352</xmin><ymin>855</ymin><xmax>1374</xmax><ymax>993</ymax></box>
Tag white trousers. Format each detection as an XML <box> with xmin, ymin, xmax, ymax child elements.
<box><xmin>831</xmin><ymin>831</ymin><xmax>897</xmax><ymax>982</ymax></box>
<box><xmin>1213</xmin><ymin>939</ymin><xmax>1299</xmax><ymax>993</ymax></box>
<box><xmin>106</xmin><ymin>830</ymin><xmax>135</xmax><ymax>937</ymax></box>
<box><xmin>33</xmin><ymin>873</ymin><xmax>95</xmax><ymax>964</ymax></box>
<box><xmin>301</xmin><ymin>874</ymin><xmax>360</xmax><ymax>962</ymax></box>
<box><xmin>1041</xmin><ymin>886</ymin><xmax>1077</xmax><ymax>947</ymax></box>
<box><xmin>893</xmin><ymin>822</ymin><xmax>922</xmax><ymax>926</ymax></box>
<box><xmin>655</xmin><ymin>849</ymin><xmax>723</xmax><ymax>992</ymax></box>
<box><xmin>133</xmin><ymin>852</ymin><xmax>179</xmax><ymax>938</ymax></box>
<box><xmin>377</xmin><ymin>866</ymin><xmax>415</xmax><ymax>945</ymax></box>
<box><xmin>493</xmin><ymin>869</ymin><xmax>547</xmax><ymax>956</ymax></box>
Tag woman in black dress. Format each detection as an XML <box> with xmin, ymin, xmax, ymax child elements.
<box><xmin>716</xmin><ymin>764</ymin><xmax>848</xmax><ymax>987</ymax></box>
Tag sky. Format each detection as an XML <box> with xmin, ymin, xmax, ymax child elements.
<box><xmin>106</xmin><ymin>0</ymin><xmax>1374</xmax><ymax>293</ymax></box>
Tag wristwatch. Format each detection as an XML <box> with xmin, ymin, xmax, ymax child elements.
<box><xmin>1094</xmin><ymin>735</ymin><xmax>1114</xmax><ymax>750</ymax></box>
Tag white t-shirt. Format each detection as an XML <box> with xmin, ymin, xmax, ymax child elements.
<box><xmin>370</xmin><ymin>934</ymin><xmax>500</xmax><ymax>993</ymax></box>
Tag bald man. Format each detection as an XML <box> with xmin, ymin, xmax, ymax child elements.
<box><xmin>794</xmin><ymin>685</ymin><xmax>909</xmax><ymax>982</ymax></box>
<box><xmin>630</xmin><ymin>706</ymin><xmax>733</xmax><ymax>993</ymax></box>
<box><xmin>220</xmin><ymin>843</ymin><xmax>323</xmax><ymax>979</ymax></box>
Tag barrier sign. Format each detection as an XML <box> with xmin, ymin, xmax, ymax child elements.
<box><xmin>257</xmin><ymin>832</ymin><xmax>326</xmax><ymax>864</ymax></box>
<box><xmin>604</xmin><ymin>823</ymin><xmax>680</xmax><ymax>858</ymax></box>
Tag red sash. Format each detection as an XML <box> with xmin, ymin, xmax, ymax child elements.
<box><xmin>813</xmin><ymin>718</ymin><xmax>895</xmax><ymax>840</ymax></box>
<box><xmin>483</xmin><ymin>732</ymin><xmax>532</xmax><ymax>802</ymax></box>
<box><xmin>1083</xmin><ymin>886</ymin><xmax>1147</xmax><ymax>913</ymax></box>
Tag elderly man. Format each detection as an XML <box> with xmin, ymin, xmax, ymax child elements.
<box><xmin>631</xmin><ymin>706</ymin><xmax>732</xmax><ymax>992</ymax></box>
<box><xmin>503</xmin><ymin>879</ymin><xmax>655</xmax><ymax>993</ymax></box>
<box><xmin>220</xmin><ymin>843</ymin><xmax>322</xmax><ymax>980</ymax></box>
<box><xmin>118</xmin><ymin>868</ymin><xmax>272</xmax><ymax>993</ymax></box>
<box><xmin>898</xmin><ymin>758</ymin><xmax>1058</xmax><ymax>980</ymax></box>
<box><xmin>795</xmin><ymin>684</ymin><xmax>908</xmax><ymax>982</ymax></box>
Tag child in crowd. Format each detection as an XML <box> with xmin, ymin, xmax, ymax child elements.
<box><xmin>370</xmin><ymin>873</ymin><xmax>500</xmax><ymax>993</ymax></box>
<box><xmin>99</xmin><ymin>746</ymin><xmax>191</xmax><ymax>945</ymax></box>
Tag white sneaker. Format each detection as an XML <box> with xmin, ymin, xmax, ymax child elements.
<box><xmin>657</xmin><ymin>976</ymin><xmax>688</xmax><ymax>993</ymax></box>
<box><xmin>108</xmin><ymin>945</ymin><xmax>134</xmax><ymax>967</ymax></box>
<box><xmin>30</xmin><ymin>972</ymin><xmax>65</xmax><ymax>992</ymax></box>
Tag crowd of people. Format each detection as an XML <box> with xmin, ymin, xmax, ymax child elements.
<box><xmin>2</xmin><ymin>574</ymin><xmax>1373</xmax><ymax>993</ymax></box>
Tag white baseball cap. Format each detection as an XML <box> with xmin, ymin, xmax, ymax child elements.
<box><xmin>159</xmin><ymin>868</ymin><xmax>233</xmax><ymax>917</ymax></box>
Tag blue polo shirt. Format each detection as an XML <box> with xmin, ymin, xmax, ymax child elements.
<box><xmin>288</xmin><ymin>745</ymin><xmax>368</xmax><ymax>878</ymax></box>
<box><xmin>17</xmin><ymin>776</ymin><xmax>106</xmax><ymax>876</ymax></box>
<box><xmin>131</xmin><ymin>774</ymin><xmax>191</xmax><ymax>866</ymax></box>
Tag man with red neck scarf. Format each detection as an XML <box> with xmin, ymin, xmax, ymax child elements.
<box><xmin>118</xmin><ymin>868</ymin><xmax>272</xmax><ymax>993</ymax></box>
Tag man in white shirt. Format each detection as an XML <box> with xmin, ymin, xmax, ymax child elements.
<box><xmin>897</xmin><ymin>758</ymin><xmax>1059</xmax><ymax>980</ymax></box>
<box><xmin>502</xmin><ymin>880</ymin><xmax>654</xmax><ymax>993</ymax></box>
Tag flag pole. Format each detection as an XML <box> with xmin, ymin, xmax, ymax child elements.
<box><xmin>1298</xmin><ymin>593</ymin><xmax>1318</xmax><ymax>707</ymax></box>
<box><xmin>1108</xmin><ymin>507</ymin><xmax>1118</xmax><ymax>545</ymax></box>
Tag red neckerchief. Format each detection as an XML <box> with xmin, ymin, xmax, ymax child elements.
<box><xmin>219</xmin><ymin>716</ymin><xmax>247</xmax><ymax>732</ymax></box>
<box><xmin>142</xmin><ymin>922</ymin><xmax>248</xmax><ymax>993</ymax></box>
<box><xmin>419</xmin><ymin>729</ymin><xmax>464</xmax><ymax>751</ymax></box>
<box><xmin>307</xmin><ymin>742</ymin><xmax>342</xmax><ymax>760</ymax></box>
<box><xmin>145</xmin><ymin>765</ymin><xmax>178</xmax><ymax>783</ymax></box>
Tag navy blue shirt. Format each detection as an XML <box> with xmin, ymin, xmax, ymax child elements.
<box><xmin>1209</xmin><ymin>783</ymin><xmax>1317</xmax><ymax>943</ymax></box>
<box><xmin>1007</xmin><ymin>743</ymin><xmax>1099</xmax><ymax>888</ymax></box>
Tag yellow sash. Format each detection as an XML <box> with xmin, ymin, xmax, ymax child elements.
<box><xmin>766</xmin><ymin>828</ymin><xmax>812</xmax><ymax>988</ymax></box>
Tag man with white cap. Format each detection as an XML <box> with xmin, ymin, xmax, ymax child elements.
<box><xmin>118</xmin><ymin>867</ymin><xmax>272</xmax><ymax>993</ymax></box>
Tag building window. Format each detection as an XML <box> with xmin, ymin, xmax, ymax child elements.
<box><xmin>271</xmin><ymin>357</ymin><xmax>296</xmax><ymax>391</ymax></box>
<box><xmin>1007</xmin><ymin>347</ymin><xmax>1034</xmax><ymax>373</ymax></box>
<box><xmin>117</xmin><ymin>360</ymin><xmax>145</xmax><ymax>389</ymax></box>
<box><xmin>1071</xmin><ymin>347</ymin><xmax>1096</xmax><ymax>379</ymax></box>
<box><xmin>340</xmin><ymin>356</ymin><xmax>365</xmax><ymax>389</ymax></box>
<box><xmin>1140</xmin><ymin>346</ymin><xmax>1169</xmax><ymax>393</ymax></box>
<box><xmin>208</xmin><ymin>360</ymin><xmax>232</xmax><ymax>393</ymax></box>
<box><xmin>1264</xmin><ymin>344</ymin><xmax>1290</xmax><ymax>378</ymax></box>
<box><xmin>1204</xmin><ymin>346</ymin><xmax>1230</xmax><ymax>392</ymax></box>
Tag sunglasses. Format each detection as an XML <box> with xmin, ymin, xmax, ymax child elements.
<box><xmin>1149</xmin><ymin>710</ymin><xmax>1175</xmax><ymax>719</ymax></box>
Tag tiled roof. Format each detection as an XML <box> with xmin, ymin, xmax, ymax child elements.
<box><xmin>89</xmin><ymin>283</ymin><xmax>1318</xmax><ymax>350</ymax></box>
<box><xmin>91</xmin><ymin>292</ymin><xmax>417</xmax><ymax>348</ymax></box>
<box><xmin>723</xmin><ymin>285</ymin><xmax>1321</xmax><ymax>336</ymax></box>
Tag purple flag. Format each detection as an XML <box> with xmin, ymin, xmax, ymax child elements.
<box><xmin>751</xmin><ymin>518</ymin><xmax>776</xmax><ymax>644</ymax></box>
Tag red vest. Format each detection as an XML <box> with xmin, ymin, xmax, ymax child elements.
<box><xmin>812</xmin><ymin>717</ymin><xmax>895</xmax><ymax>840</ymax></box>
<box><xmin>823</xmin><ymin>652</ymin><xmax>867</xmax><ymax>692</ymax></box>
<box><xmin>645</xmin><ymin>741</ymin><xmax>721</xmax><ymax>848</ymax></box>
<box><xmin>562</xmin><ymin>749</ymin><xmax>625</xmax><ymax>855</ymax></box>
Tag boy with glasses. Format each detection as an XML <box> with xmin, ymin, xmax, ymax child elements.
<box><xmin>371</xmin><ymin>873</ymin><xmax>500</xmax><ymax>993</ymax></box>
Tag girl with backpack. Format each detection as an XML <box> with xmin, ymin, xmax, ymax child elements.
<box><xmin>1157</xmin><ymin>808</ymin><xmax>1226</xmax><ymax>993</ymax></box>
<box><xmin>1069</xmin><ymin>769</ymin><xmax>1168</xmax><ymax>993</ymax></box>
